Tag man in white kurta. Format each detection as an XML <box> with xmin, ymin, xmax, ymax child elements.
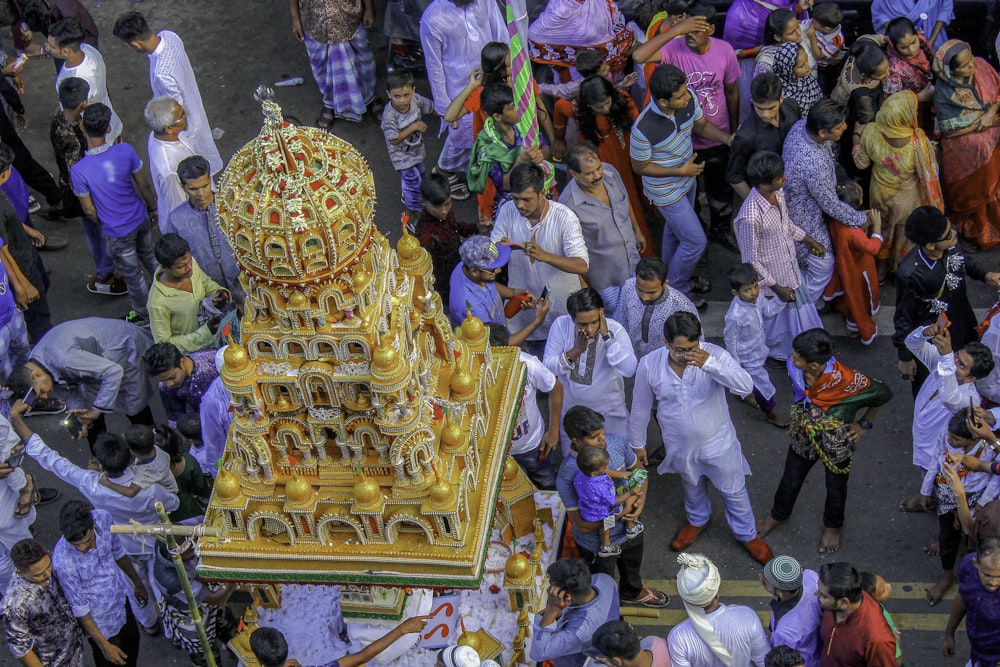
<box><xmin>419</xmin><ymin>0</ymin><xmax>507</xmax><ymax>175</ymax></box>
<box><xmin>491</xmin><ymin>180</ymin><xmax>589</xmax><ymax>354</ymax></box>
<box><xmin>544</xmin><ymin>291</ymin><xmax>637</xmax><ymax>455</ymax></box>
<box><xmin>906</xmin><ymin>326</ymin><xmax>986</xmax><ymax>471</ymax></box>
<box><xmin>146</xmin><ymin>98</ymin><xmax>196</xmax><ymax>222</ymax></box>
<box><xmin>0</xmin><ymin>415</ymin><xmax>34</xmax><ymax>592</ymax></box>
<box><xmin>629</xmin><ymin>312</ymin><xmax>772</xmax><ymax>561</ymax></box>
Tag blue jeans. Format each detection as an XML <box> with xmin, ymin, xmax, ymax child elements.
<box><xmin>0</xmin><ymin>310</ymin><xmax>29</xmax><ymax>380</ymax></box>
<box><xmin>104</xmin><ymin>220</ymin><xmax>156</xmax><ymax>315</ymax></box>
<box><xmin>82</xmin><ymin>217</ymin><xmax>116</xmax><ymax>280</ymax></box>
<box><xmin>400</xmin><ymin>164</ymin><xmax>425</xmax><ymax>211</ymax></box>
<box><xmin>657</xmin><ymin>186</ymin><xmax>705</xmax><ymax>295</ymax></box>
<box><xmin>512</xmin><ymin>448</ymin><xmax>557</xmax><ymax>489</ymax></box>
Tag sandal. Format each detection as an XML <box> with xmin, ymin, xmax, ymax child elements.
<box><xmin>689</xmin><ymin>276</ymin><xmax>711</xmax><ymax>293</ymax></box>
<box><xmin>367</xmin><ymin>97</ymin><xmax>386</xmax><ymax>123</ymax></box>
<box><xmin>316</xmin><ymin>107</ymin><xmax>335</xmax><ymax>131</ymax></box>
<box><xmin>622</xmin><ymin>587</ymin><xmax>670</xmax><ymax>608</ymax></box>
<box><xmin>687</xmin><ymin>293</ymin><xmax>708</xmax><ymax>311</ymax></box>
<box><xmin>15</xmin><ymin>474</ymin><xmax>37</xmax><ymax>518</ymax></box>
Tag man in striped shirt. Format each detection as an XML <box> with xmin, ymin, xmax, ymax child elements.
<box><xmin>630</xmin><ymin>64</ymin><xmax>734</xmax><ymax>307</ymax></box>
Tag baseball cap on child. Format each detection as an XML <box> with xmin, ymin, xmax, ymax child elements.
<box><xmin>459</xmin><ymin>236</ymin><xmax>511</xmax><ymax>270</ymax></box>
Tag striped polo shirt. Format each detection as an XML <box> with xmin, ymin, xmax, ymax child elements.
<box><xmin>629</xmin><ymin>95</ymin><xmax>703</xmax><ymax>206</ymax></box>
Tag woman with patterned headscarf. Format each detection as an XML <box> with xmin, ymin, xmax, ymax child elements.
<box><xmin>932</xmin><ymin>39</ymin><xmax>1000</xmax><ymax>251</ymax></box>
<box><xmin>772</xmin><ymin>42</ymin><xmax>824</xmax><ymax>117</ymax></box>
<box><xmin>854</xmin><ymin>90</ymin><xmax>944</xmax><ymax>270</ymax></box>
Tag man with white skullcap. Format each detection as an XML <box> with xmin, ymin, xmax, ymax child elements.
<box><xmin>668</xmin><ymin>553</ymin><xmax>769</xmax><ymax>666</ymax></box>
<box><xmin>436</xmin><ymin>645</ymin><xmax>484</xmax><ymax>667</ymax></box>
<box><xmin>760</xmin><ymin>555</ymin><xmax>822</xmax><ymax>667</ymax></box>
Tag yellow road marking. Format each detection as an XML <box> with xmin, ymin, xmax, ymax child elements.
<box><xmin>644</xmin><ymin>580</ymin><xmax>957</xmax><ymax>602</ymax></box>
<box><xmin>624</xmin><ymin>609</ymin><xmax>965</xmax><ymax>633</ymax></box>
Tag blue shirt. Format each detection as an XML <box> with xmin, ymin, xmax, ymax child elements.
<box><xmin>51</xmin><ymin>510</ymin><xmax>132</xmax><ymax>639</ymax></box>
<box><xmin>164</xmin><ymin>200</ymin><xmax>241</xmax><ymax>294</ymax></box>
<box><xmin>0</xmin><ymin>238</ymin><xmax>16</xmax><ymax>329</ymax></box>
<box><xmin>629</xmin><ymin>95</ymin><xmax>703</xmax><ymax>206</ymax></box>
<box><xmin>0</xmin><ymin>167</ymin><xmax>30</xmax><ymax>223</ymax></box>
<box><xmin>448</xmin><ymin>263</ymin><xmax>505</xmax><ymax>328</ymax></box>
<box><xmin>530</xmin><ymin>572</ymin><xmax>621</xmax><ymax>666</ymax></box>
<box><xmin>556</xmin><ymin>434</ymin><xmax>636</xmax><ymax>553</ymax></box>
<box><xmin>70</xmin><ymin>143</ymin><xmax>147</xmax><ymax>238</ymax></box>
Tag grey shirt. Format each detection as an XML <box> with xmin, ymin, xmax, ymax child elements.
<box><xmin>559</xmin><ymin>163</ymin><xmax>639</xmax><ymax>292</ymax></box>
<box><xmin>30</xmin><ymin>317</ymin><xmax>154</xmax><ymax>415</ymax></box>
<box><xmin>380</xmin><ymin>93</ymin><xmax>435</xmax><ymax>171</ymax></box>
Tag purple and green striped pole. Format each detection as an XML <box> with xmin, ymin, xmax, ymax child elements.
<box><xmin>506</xmin><ymin>0</ymin><xmax>553</xmax><ymax>188</ymax></box>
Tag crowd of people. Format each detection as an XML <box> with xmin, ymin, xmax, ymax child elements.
<box><xmin>0</xmin><ymin>0</ymin><xmax>998</xmax><ymax>666</ymax></box>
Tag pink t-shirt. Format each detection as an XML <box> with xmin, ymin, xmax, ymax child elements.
<box><xmin>659</xmin><ymin>37</ymin><xmax>740</xmax><ymax>149</ymax></box>
<box><xmin>641</xmin><ymin>635</ymin><xmax>673</xmax><ymax>666</ymax></box>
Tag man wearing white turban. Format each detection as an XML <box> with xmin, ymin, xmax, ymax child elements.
<box><xmin>669</xmin><ymin>553</ymin><xmax>770</xmax><ymax>666</ymax></box>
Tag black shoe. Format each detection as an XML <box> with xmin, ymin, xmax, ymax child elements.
<box><xmin>37</xmin><ymin>487</ymin><xmax>60</xmax><ymax>505</ymax></box>
<box><xmin>709</xmin><ymin>229</ymin><xmax>740</xmax><ymax>254</ymax></box>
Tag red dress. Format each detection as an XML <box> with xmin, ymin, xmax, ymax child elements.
<box><xmin>823</xmin><ymin>219</ymin><xmax>882</xmax><ymax>344</ymax></box>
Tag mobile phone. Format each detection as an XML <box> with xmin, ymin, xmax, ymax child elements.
<box><xmin>5</xmin><ymin>449</ymin><xmax>24</xmax><ymax>468</ymax></box>
<box><xmin>21</xmin><ymin>387</ymin><xmax>34</xmax><ymax>406</ymax></box>
<box><xmin>12</xmin><ymin>53</ymin><xmax>28</xmax><ymax>69</ymax></box>
<box><xmin>539</xmin><ymin>284</ymin><xmax>550</xmax><ymax>301</ymax></box>
<box><xmin>971</xmin><ymin>397</ymin><xmax>982</xmax><ymax>427</ymax></box>
<box><xmin>62</xmin><ymin>414</ymin><xmax>83</xmax><ymax>439</ymax></box>
<box><xmin>936</xmin><ymin>312</ymin><xmax>950</xmax><ymax>331</ymax></box>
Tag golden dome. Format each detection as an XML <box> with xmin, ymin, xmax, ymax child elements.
<box><xmin>428</xmin><ymin>476</ymin><xmax>456</xmax><ymax>507</ymax></box>
<box><xmin>457</xmin><ymin>631</ymin><xmax>481</xmax><ymax>652</ymax></box>
<box><xmin>505</xmin><ymin>552</ymin><xmax>531</xmax><ymax>581</ymax></box>
<box><xmin>397</xmin><ymin>233</ymin><xmax>421</xmax><ymax>261</ymax></box>
<box><xmin>285</xmin><ymin>476</ymin><xmax>312</xmax><ymax>504</ymax></box>
<box><xmin>354</xmin><ymin>474</ymin><xmax>381</xmax><ymax>506</ymax></box>
<box><xmin>440</xmin><ymin>421</ymin><xmax>463</xmax><ymax>451</ymax></box>
<box><xmin>216</xmin><ymin>93</ymin><xmax>375</xmax><ymax>284</ymax></box>
<box><xmin>450</xmin><ymin>369</ymin><xmax>474</xmax><ymax>396</ymax></box>
<box><xmin>503</xmin><ymin>456</ymin><xmax>521</xmax><ymax>482</ymax></box>
<box><xmin>224</xmin><ymin>344</ymin><xmax>250</xmax><ymax>372</ymax></box>
<box><xmin>215</xmin><ymin>468</ymin><xmax>241</xmax><ymax>500</ymax></box>
<box><xmin>372</xmin><ymin>342</ymin><xmax>398</xmax><ymax>370</ymax></box>
<box><xmin>461</xmin><ymin>313</ymin><xmax>486</xmax><ymax>342</ymax></box>
<box><xmin>287</xmin><ymin>291</ymin><xmax>309</xmax><ymax>308</ymax></box>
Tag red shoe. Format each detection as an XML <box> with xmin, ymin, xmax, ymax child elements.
<box><xmin>671</xmin><ymin>522</ymin><xmax>709</xmax><ymax>551</ymax></box>
<box><xmin>743</xmin><ymin>537</ymin><xmax>774</xmax><ymax>565</ymax></box>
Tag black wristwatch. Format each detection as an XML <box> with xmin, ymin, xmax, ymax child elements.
<box><xmin>858</xmin><ymin>418</ymin><xmax>873</xmax><ymax>430</ymax></box>
<box><xmin>601</xmin><ymin>333</ymin><xmax>612</xmax><ymax>341</ymax></box>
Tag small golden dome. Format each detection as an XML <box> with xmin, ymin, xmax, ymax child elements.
<box><xmin>440</xmin><ymin>421</ymin><xmax>463</xmax><ymax>450</ymax></box>
<box><xmin>224</xmin><ymin>344</ymin><xmax>250</xmax><ymax>372</ymax></box>
<box><xmin>450</xmin><ymin>369</ymin><xmax>474</xmax><ymax>396</ymax></box>
<box><xmin>428</xmin><ymin>476</ymin><xmax>456</xmax><ymax>507</ymax></box>
<box><xmin>354</xmin><ymin>475</ymin><xmax>381</xmax><ymax>505</ymax></box>
<box><xmin>457</xmin><ymin>631</ymin><xmax>481</xmax><ymax>652</ymax></box>
<box><xmin>505</xmin><ymin>552</ymin><xmax>531</xmax><ymax>581</ymax></box>
<box><xmin>503</xmin><ymin>456</ymin><xmax>520</xmax><ymax>482</ymax></box>
<box><xmin>215</xmin><ymin>468</ymin><xmax>241</xmax><ymax>500</ymax></box>
<box><xmin>275</xmin><ymin>395</ymin><xmax>291</xmax><ymax>411</ymax></box>
<box><xmin>461</xmin><ymin>313</ymin><xmax>486</xmax><ymax>341</ymax></box>
<box><xmin>287</xmin><ymin>291</ymin><xmax>308</xmax><ymax>308</ymax></box>
<box><xmin>397</xmin><ymin>233</ymin><xmax>421</xmax><ymax>261</ymax></box>
<box><xmin>373</xmin><ymin>342</ymin><xmax>398</xmax><ymax>370</ymax></box>
<box><xmin>285</xmin><ymin>476</ymin><xmax>311</xmax><ymax>504</ymax></box>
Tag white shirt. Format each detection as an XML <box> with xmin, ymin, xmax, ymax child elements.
<box><xmin>491</xmin><ymin>200</ymin><xmax>589</xmax><ymax>341</ymax></box>
<box><xmin>25</xmin><ymin>434</ymin><xmax>179</xmax><ymax>555</ymax></box>
<box><xmin>56</xmin><ymin>44</ymin><xmax>122</xmax><ymax>143</ymax></box>
<box><xmin>544</xmin><ymin>315</ymin><xmax>636</xmax><ymax>424</ymax></box>
<box><xmin>509</xmin><ymin>351</ymin><xmax>557</xmax><ymax>455</ymax></box>
<box><xmin>148</xmin><ymin>133</ymin><xmax>196</xmax><ymax>223</ymax></box>
<box><xmin>149</xmin><ymin>31</ymin><xmax>223</xmax><ymax>175</ymax></box>
<box><xmin>628</xmin><ymin>343</ymin><xmax>753</xmax><ymax>491</ymax></box>
<box><xmin>907</xmin><ymin>328</ymin><xmax>981</xmax><ymax>470</ymax></box>
<box><xmin>668</xmin><ymin>603</ymin><xmax>770</xmax><ymax>667</ymax></box>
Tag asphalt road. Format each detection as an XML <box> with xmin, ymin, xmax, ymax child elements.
<box><xmin>7</xmin><ymin>1</ymin><xmax>1000</xmax><ymax>665</ymax></box>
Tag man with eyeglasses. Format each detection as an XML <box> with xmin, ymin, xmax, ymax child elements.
<box><xmin>145</xmin><ymin>97</ymin><xmax>195</xmax><ymax>225</ymax></box>
<box><xmin>628</xmin><ymin>311</ymin><xmax>774</xmax><ymax>563</ymax></box>
<box><xmin>1</xmin><ymin>538</ymin><xmax>86</xmax><ymax>667</ymax></box>
<box><xmin>894</xmin><ymin>207</ymin><xmax>1000</xmax><ymax>395</ymax></box>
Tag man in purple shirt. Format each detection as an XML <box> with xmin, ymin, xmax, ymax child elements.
<box><xmin>71</xmin><ymin>103</ymin><xmax>158</xmax><ymax>326</ymax></box>
<box><xmin>943</xmin><ymin>536</ymin><xmax>1000</xmax><ymax>666</ymax></box>
<box><xmin>142</xmin><ymin>342</ymin><xmax>219</xmax><ymax>425</ymax></box>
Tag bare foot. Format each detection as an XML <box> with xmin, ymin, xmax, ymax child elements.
<box><xmin>924</xmin><ymin>538</ymin><xmax>940</xmax><ymax>556</ymax></box>
<box><xmin>925</xmin><ymin>571</ymin><xmax>955</xmax><ymax>606</ymax></box>
<box><xmin>756</xmin><ymin>515</ymin><xmax>782</xmax><ymax>538</ymax></box>
<box><xmin>765</xmin><ymin>411</ymin><xmax>790</xmax><ymax>428</ymax></box>
<box><xmin>819</xmin><ymin>527</ymin><xmax>841</xmax><ymax>553</ymax></box>
<box><xmin>899</xmin><ymin>494</ymin><xmax>933</xmax><ymax>513</ymax></box>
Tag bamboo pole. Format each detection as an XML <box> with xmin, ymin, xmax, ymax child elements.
<box><xmin>110</xmin><ymin>524</ymin><xmax>220</xmax><ymax>537</ymax></box>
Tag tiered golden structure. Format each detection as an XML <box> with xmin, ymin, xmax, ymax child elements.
<box><xmin>197</xmin><ymin>96</ymin><xmax>527</xmax><ymax>588</ymax></box>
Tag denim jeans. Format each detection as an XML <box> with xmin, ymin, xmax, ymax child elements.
<box><xmin>0</xmin><ymin>310</ymin><xmax>29</xmax><ymax>380</ymax></box>
<box><xmin>512</xmin><ymin>448</ymin><xmax>557</xmax><ymax>489</ymax></box>
<box><xmin>657</xmin><ymin>186</ymin><xmax>705</xmax><ymax>295</ymax></box>
<box><xmin>104</xmin><ymin>220</ymin><xmax>156</xmax><ymax>315</ymax></box>
<box><xmin>400</xmin><ymin>164</ymin><xmax>425</xmax><ymax>211</ymax></box>
<box><xmin>81</xmin><ymin>216</ymin><xmax>116</xmax><ymax>280</ymax></box>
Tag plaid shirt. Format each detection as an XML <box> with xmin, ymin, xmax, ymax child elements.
<box><xmin>733</xmin><ymin>187</ymin><xmax>806</xmax><ymax>297</ymax></box>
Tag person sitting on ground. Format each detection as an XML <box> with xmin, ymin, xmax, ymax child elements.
<box><xmin>724</xmin><ymin>263</ymin><xmax>791</xmax><ymax>428</ymax></box>
<box><xmin>573</xmin><ymin>445</ymin><xmax>644</xmax><ymax>557</ymax></box>
<box><xmin>250</xmin><ymin>615</ymin><xmax>431</xmax><ymax>667</ymax></box>
<box><xmin>147</xmin><ymin>233</ymin><xmax>228</xmax><ymax>354</ymax></box>
<box><xmin>143</xmin><ymin>342</ymin><xmax>219</xmax><ymax>425</ymax></box>
<box><xmin>592</xmin><ymin>619</ymin><xmax>672</xmax><ymax>666</ymax></box>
